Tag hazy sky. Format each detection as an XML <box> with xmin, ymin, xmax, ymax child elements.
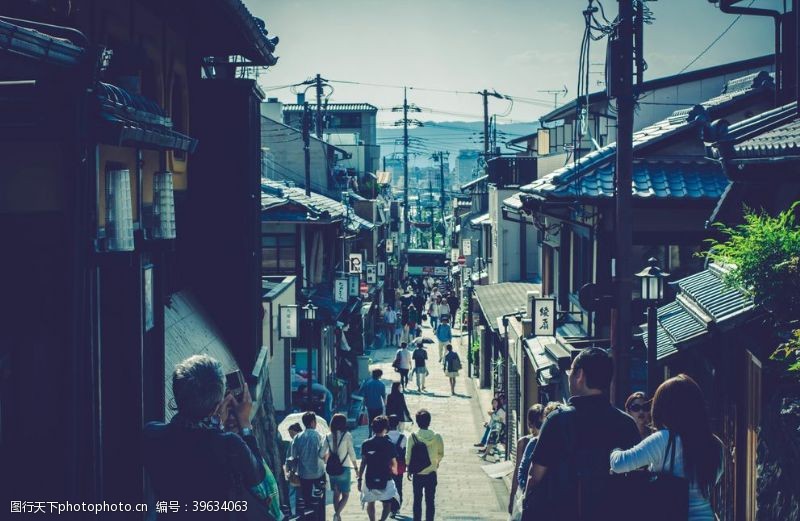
<box><xmin>249</xmin><ymin>0</ymin><xmax>779</xmax><ymax>124</ymax></box>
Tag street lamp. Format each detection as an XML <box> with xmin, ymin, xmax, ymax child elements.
<box><xmin>635</xmin><ymin>257</ymin><xmax>669</xmax><ymax>396</ymax></box>
<box><xmin>302</xmin><ymin>302</ymin><xmax>318</xmax><ymax>411</ymax></box>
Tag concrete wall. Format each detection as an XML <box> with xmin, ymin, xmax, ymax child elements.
<box><xmin>262</xmin><ymin>277</ymin><xmax>296</xmax><ymax>412</ymax></box>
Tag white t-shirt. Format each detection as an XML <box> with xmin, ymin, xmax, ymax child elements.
<box><xmin>396</xmin><ymin>348</ymin><xmax>412</xmax><ymax>370</ymax></box>
<box><xmin>387</xmin><ymin>430</ymin><xmax>407</xmax><ymax>450</ymax></box>
<box><xmin>326</xmin><ymin>431</ymin><xmax>357</xmax><ymax>468</ymax></box>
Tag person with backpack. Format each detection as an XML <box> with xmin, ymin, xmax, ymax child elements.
<box><xmin>326</xmin><ymin>413</ymin><xmax>359</xmax><ymax>521</ymax></box>
<box><xmin>610</xmin><ymin>374</ymin><xmax>723</xmax><ymax>521</ymax></box>
<box><xmin>358</xmin><ymin>415</ymin><xmax>400</xmax><ymax>521</ymax></box>
<box><xmin>387</xmin><ymin>415</ymin><xmax>408</xmax><ymax>518</ymax></box>
<box><xmin>522</xmin><ymin>347</ymin><xmax>640</xmax><ymax>521</ymax></box>
<box><xmin>442</xmin><ymin>344</ymin><xmax>461</xmax><ymax>396</ymax></box>
<box><xmin>405</xmin><ymin>409</ymin><xmax>444</xmax><ymax>521</ymax></box>
<box><xmin>434</xmin><ymin>317</ymin><xmax>452</xmax><ymax>363</ymax></box>
<box><xmin>410</xmin><ymin>342</ymin><xmax>429</xmax><ymax>393</ymax></box>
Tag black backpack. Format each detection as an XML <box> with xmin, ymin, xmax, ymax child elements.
<box><xmin>326</xmin><ymin>435</ymin><xmax>345</xmax><ymax>476</ymax></box>
<box><xmin>407</xmin><ymin>434</ymin><xmax>432</xmax><ymax>475</ymax></box>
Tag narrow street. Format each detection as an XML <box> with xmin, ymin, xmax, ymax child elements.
<box><xmin>327</xmin><ymin>324</ymin><xmax>509</xmax><ymax>520</ymax></box>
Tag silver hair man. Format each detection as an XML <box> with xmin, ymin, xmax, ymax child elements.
<box><xmin>172</xmin><ymin>354</ymin><xmax>225</xmax><ymax>419</ymax></box>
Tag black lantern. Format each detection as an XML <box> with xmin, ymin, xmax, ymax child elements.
<box><xmin>636</xmin><ymin>257</ymin><xmax>669</xmax><ymax>302</ymax></box>
<box><xmin>302</xmin><ymin>302</ymin><xmax>317</xmax><ymax>321</ymax></box>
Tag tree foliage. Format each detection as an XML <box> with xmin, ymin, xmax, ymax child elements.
<box><xmin>705</xmin><ymin>202</ymin><xmax>800</xmax><ymax>374</ymax></box>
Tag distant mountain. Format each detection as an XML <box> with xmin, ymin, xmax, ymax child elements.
<box><xmin>377</xmin><ymin>120</ymin><xmax>538</xmax><ymax>167</ymax></box>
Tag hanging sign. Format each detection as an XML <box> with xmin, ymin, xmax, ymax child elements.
<box><xmin>451</xmin><ymin>248</ymin><xmax>459</xmax><ymax>262</ymax></box>
<box><xmin>385</xmin><ymin>239</ymin><xmax>394</xmax><ymax>253</ymax></box>
<box><xmin>462</xmin><ymin>239</ymin><xmax>472</xmax><ymax>256</ymax></box>
<box><xmin>279</xmin><ymin>304</ymin><xmax>299</xmax><ymax>339</ymax></box>
<box><xmin>377</xmin><ymin>262</ymin><xmax>386</xmax><ymax>277</ymax></box>
<box><xmin>335</xmin><ymin>279</ymin><xmax>348</xmax><ymax>303</ymax></box>
<box><xmin>366</xmin><ymin>264</ymin><xmax>377</xmax><ymax>284</ymax></box>
<box><xmin>348</xmin><ymin>275</ymin><xmax>360</xmax><ymax>297</ymax></box>
<box><xmin>533</xmin><ymin>298</ymin><xmax>556</xmax><ymax>337</ymax></box>
<box><xmin>349</xmin><ymin>253</ymin><xmax>363</xmax><ymax>274</ymax></box>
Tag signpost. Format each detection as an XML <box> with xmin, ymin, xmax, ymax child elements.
<box><xmin>533</xmin><ymin>298</ymin><xmax>556</xmax><ymax>336</ymax></box>
<box><xmin>366</xmin><ymin>264</ymin><xmax>377</xmax><ymax>284</ymax></box>
<box><xmin>348</xmin><ymin>275</ymin><xmax>359</xmax><ymax>297</ymax></box>
<box><xmin>335</xmin><ymin>279</ymin><xmax>348</xmax><ymax>303</ymax></box>
<box><xmin>278</xmin><ymin>304</ymin><xmax>299</xmax><ymax>338</ymax></box>
<box><xmin>462</xmin><ymin>239</ymin><xmax>472</xmax><ymax>256</ymax></box>
<box><xmin>349</xmin><ymin>253</ymin><xmax>363</xmax><ymax>274</ymax></box>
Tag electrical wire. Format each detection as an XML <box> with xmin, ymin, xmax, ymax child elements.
<box><xmin>677</xmin><ymin>0</ymin><xmax>756</xmax><ymax>74</ymax></box>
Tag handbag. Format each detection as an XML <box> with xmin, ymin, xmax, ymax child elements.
<box><xmin>607</xmin><ymin>432</ymin><xmax>689</xmax><ymax>521</ymax></box>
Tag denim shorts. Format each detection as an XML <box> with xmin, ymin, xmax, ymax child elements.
<box><xmin>329</xmin><ymin>467</ymin><xmax>352</xmax><ymax>492</ymax></box>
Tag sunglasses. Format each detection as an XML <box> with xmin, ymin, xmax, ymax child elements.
<box><xmin>628</xmin><ymin>403</ymin><xmax>650</xmax><ymax>413</ymax></box>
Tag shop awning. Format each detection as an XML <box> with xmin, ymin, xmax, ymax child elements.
<box><xmin>473</xmin><ymin>282</ymin><xmax>540</xmax><ymax>332</ymax></box>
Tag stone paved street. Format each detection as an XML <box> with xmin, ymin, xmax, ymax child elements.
<box><xmin>326</xmin><ymin>325</ymin><xmax>509</xmax><ymax>521</ymax></box>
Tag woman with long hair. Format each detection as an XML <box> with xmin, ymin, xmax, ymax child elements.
<box><xmin>385</xmin><ymin>382</ymin><xmax>412</xmax><ymax>428</ymax></box>
<box><xmin>610</xmin><ymin>374</ymin><xmax>723</xmax><ymax>521</ymax></box>
<box><xmin>508</xmin><ymin>404</ymin><xmax>545</xmax><ymax>517</ymax></box>
<box><xmin>625</xmin><ymin>391</ymin><xmax>653</xmax><ymax>440</ymax></box>
<box><xmin>326</xmin><ymin>413</ymin><xmax>358</xmax><ymax>521</ymax></box>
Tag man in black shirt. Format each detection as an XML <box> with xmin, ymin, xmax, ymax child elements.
<box><xmin>524</xmin><ymin>348</ymin><xmax>640</xmax><ymax>521</ymax></box>
<box><xmin>358</xmin><ymin>415</ymin><xmax>399</xmax><ymax>521</ymax></box>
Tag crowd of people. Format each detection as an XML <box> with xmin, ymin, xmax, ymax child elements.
<box><xmin>141</xmin><ymin>282</ymin><xmax>724</xmax><ymax>521</ymax></box>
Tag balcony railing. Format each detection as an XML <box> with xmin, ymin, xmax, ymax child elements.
<box><xmin>487</xmin><ymin>156</ymin><xmax>537</xmax><ymax>187</ymax></box>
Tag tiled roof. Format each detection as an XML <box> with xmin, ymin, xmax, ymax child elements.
<box><xmin>503</xmin><ymin>193</ymin><xmax>523</xmax><ymax>210</ymax></box>
<box><xmin>642</xmin><ymin>266</ymin><xmax>757</xmax><ymax>361</ymax></box>
<box><xmin>733</xmin><ymin>108</ymin><xmax>800</xmax><ymax>158</ymax></box>
<box><xmin>461</xmin><ymin>175</ymin><xmax>489</xmax><ymax>191</ymax></box>
<box><xmin>473</xmin><ymin>282</ymin><xmax>540</xmax><ymax>331</ymax></box>
<box><xmin>283</xmin><ymin>103</ymin><xmax>378</xmax><ymax>113</ymax></box>
<box><xmin>521</xmin><ymin>71</ymin><xmax>772</xmax><ymax>200</ymax></box>
<box><xmin>261</xmin><ymin>179</ymin><xmax>373</xmax><ymax>231</ymax></box>
<box><xmin>526</xmin><ymin>159</ymin><xmax>728</xmax><ymax>200</ymax></box>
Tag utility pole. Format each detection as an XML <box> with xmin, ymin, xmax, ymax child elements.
<box><xmin>392</xmin><ymin>89</ymin><xmax>422</xmax><ymax>255</ymax></box>
<box><xmin>302</xmin><ymin>101</ymin><xmax>311</xmax><ymax>197</ymax></box>
<box><xmin>403</xmin><ymin>88</ymin><xmax>410</xmax><ymax>253</ymax></box>
<box><xmin>314</xmin><ymin>73</ymin><xmax>324</xmax><ymax>139</ymax></box>
<box><xmin>611</xmin><ymin>0</ymin><xmax>634</xmax><ymax>406</ymax></box>
<box><xmin>482</xmin><ymin>89</ymin><xmax>490</xmax><ymax>157</ymax></box>
<box><xmin>428</xmin><ymin>173</ymin><xmax>434</xmax><ymax>247</ymax></box>
<box><xmin>439</xmin><ymin>152</ymin><xmax>446</xmax><ymax>244</ymax></box>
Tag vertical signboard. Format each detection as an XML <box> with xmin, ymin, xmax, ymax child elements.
<box><xmin>349</xmin><ymin>253</ymin><xmax>363</xmax><ymax>274</ymax></box>
<box><xmin>462</xmin><ymin>239</ymin><xmax>472</xmax><ymax>256</ymax></box>
<box><xmin>348</xmin><ymin>275</ymin><xmax>360</xmax><ymax>297</ymax></box>
<box><xmin>377</xmin><ymin>262</ymin><xmax>386</xmax><ymax>277</ymax></box>
<box><xmin>533</xmin><ymin>298</ymin><xmax>556</xmax><ymax>337</ymax></box>
<box><xmin>335</xmin><ymin>279</ymin><xmax>348</xmax><ymax>303</ymax></box>
<box><xmin>279</xmin><ymin>304</ymin><xmax>299</xmax><ymax>338</ymax></box>
<box><xmin>366</xmin><ymin>264</ymin><xmax>377</xmax><ymax>284</ymax></box>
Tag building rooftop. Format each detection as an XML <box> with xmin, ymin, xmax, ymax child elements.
<box><xmin>642</xmin><ymin>266</ymin><xmax>758</xmax><ymax>361</ymax></box>
<box><xmin>519</xmin><ymin>71</ymin><xmax>773</xmax><ymax>202</ymax></box>
<box><xmin>473</xmin><ymin>282</ymin><xmax>540</xmax><ymax>332</ymax></box>
<box><xmin>261</xmin><ymin>179</ymin><xmax>373</xmax><ymax>231</ymax></box>
<box><xmin>283</xmin><ymin>103</ymin><xmax>378</xmax><ymax>113</ymax></box>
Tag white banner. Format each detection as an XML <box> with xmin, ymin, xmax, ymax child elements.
<box><xmin>462</xmin><ymin>239</ymin><xmax>472</xmax><ymax>256</ymax></box>
<box><xmin>279</xmin><ymin>305</ymin><xmax>298</xmax><ymax>339</ymax></box>
<box><xmin>335</xmin><ymin>279</ymin><xmax>348</xmax><ymax>303</ymax></box>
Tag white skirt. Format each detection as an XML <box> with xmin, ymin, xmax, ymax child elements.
<box><xmin>360</xmin><ymin>478</ymin><xmax>400</xmax><ymax>507</ymax></box>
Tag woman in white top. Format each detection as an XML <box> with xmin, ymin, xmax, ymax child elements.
<box><xmin>610</xmin><ymin>374</ymin><xmax>723</xmax><ymax>521</ymax></box>
<box><xmin>326</xmin><ymin>413</ymin><xmax>359</xmax><ymax>521</ymax></box>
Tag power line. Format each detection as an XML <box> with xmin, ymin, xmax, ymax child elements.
<box><xmin>677</xmin><ymin>0</ymin><xmax>756</xmax><ymax>74</ymax></box>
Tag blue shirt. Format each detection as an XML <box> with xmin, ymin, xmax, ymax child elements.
<box><xmin>290</xmin><ymin>428</ymin><xmax>328</xmax><ymax>479</ymax></box>
<box><xmin>435</xmin><ymin>324</ymin><xmax>452</xmax><ymax>342</ymax></box>
<box><xmin>359</xmin><ymin>378</ymin><xmax>386</xmax><ymax>410</ymax></box>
